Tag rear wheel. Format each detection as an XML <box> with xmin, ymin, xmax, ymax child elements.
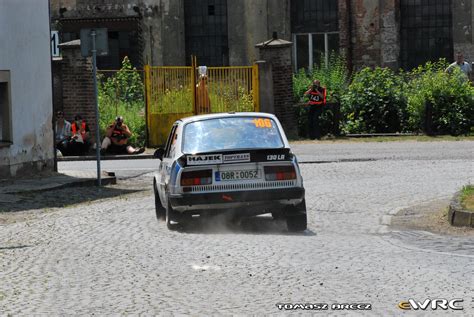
<box><xmin>286</xmin><ymin>199</ymin><xmax>307</xmax><ymax>232</ymax></box>
<box><xmin>153</xmin><ymin>179</ymin><xmax>165</xmax><ymax>220</ymax></box>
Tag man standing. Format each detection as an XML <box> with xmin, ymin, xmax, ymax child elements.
<box><xmin>304</xmin><ymin>80</ymin><xmax>327</xmax><ymax>140</ymax></box>
<box><xmin>446</xmin><ymin>52</ymin><xmax>472</xmax><ymax>79</ymax></box>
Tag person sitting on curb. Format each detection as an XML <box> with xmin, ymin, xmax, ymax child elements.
<box><xmin>68</xmin><ymin>114</ymin><xmax>91</xmax><ymax>156</ymax></box>
<box><xmin>101</xmin><ymin>116</ymin><xmax>144</xmax><ymax>155</ymax></box>
<box><xmin>54</xmin><ymin>111</ymin><xmax>72</xmax><ymax>156</ymax></box>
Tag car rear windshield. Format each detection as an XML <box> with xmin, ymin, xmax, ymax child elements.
<box><xmin>183</xmin><ymin>116</ymin><xmax>285</xmax><ymax>153</ymax></box>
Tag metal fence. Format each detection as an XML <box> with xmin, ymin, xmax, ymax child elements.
<box><xmin>144</xmin><ymin>57</ymin><xmax>260</xmax><ymax>146</ymax></box>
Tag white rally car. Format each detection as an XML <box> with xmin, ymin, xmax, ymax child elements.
<box><xmin>153</xmin><ymin>112</ymin><xmax>307</xmax><ymax>231</ymax></box>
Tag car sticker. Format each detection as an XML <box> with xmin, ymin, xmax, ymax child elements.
<box><xmin>252</xmin><ymin>118</ymin><xmax>272</xmax><ymax>128</ymax></box>
<box><xmin>187</xmin><ymin>154</ymin><xmax>223</xmax><ymax>165</ymax></box>
<box><xmin>223</xmin><ymin>153</ymin><xmax>250</xmax><ymax>163</ymax></box>
<box><xmin>266</xmin><ymin>154</ymin><xmax>286</xmax><ymax>161</ymax></box>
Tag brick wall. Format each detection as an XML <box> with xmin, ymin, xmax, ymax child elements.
<box><xmin>259</xmin><ymin>45</ymin><xmax>297</xmax><ymax>138</ymax></box>
<box><xmin>338</xmin><ymin>0</ymin><xmax>352</xmax><ymax>70</ymax></box>
<box><xmin>60</xmin><ymin>44</ymin><xmax>97</xmax><ymax>142</ymax></box>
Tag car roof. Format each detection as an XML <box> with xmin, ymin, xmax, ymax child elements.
<box><xmin>177</xmin><ymin>112</ymin><xmax>278</xmax><ymax>125</ymax></box>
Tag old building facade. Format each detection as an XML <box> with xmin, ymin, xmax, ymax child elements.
<box><xmin>0</xmin><ymin>0</ymin><xmax>54</xmax><ymax>178</ymax></box>
<box><xmin>50</xmin><ymin>0</ymin><xmax>474</xmax><ymax>71</ymax></box>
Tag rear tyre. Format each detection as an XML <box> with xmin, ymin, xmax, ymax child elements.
<box><xmin>153</xmin><ymin>179</ymin><xmax>165</xmax><ymax>220</ymax></box>
<box><xmin>286</xmin><ymin>199</ymin><xmax>307</xmax><ymax>232</ymax></box>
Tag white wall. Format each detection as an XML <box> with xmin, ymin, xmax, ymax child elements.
<box><xmin>0</xmin><ymin>0</ymin><xmax>54</xmax><ymax>177</ymax></box>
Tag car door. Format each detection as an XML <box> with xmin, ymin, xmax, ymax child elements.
<box><xmin>158</xmin><ymin>123</ymin><xmax>178</xmax><ymax>204</ymax></box>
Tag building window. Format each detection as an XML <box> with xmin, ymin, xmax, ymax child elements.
<box><xmin>291</xmin><ymin>0</ymin><xmax>339</xmax><ymax>71</ymax></box>
<box><xmin>293</xmin><ymin>32</ymin><xmax>339</xmax><ymax>71</ymax></box>
<box><xmin>184</xmin><ymin>0</ymin><xmax>229</xmax><ymax>66</ymax></box>
<box><xmin>400</xmin><ymin>0</ymin><xmax>453</xmax><ymax>70</ymax></box>
<box><xmin>0</xmin><ymin>71</ymin><xmax>12</xmax><ymax>145</ymax></box>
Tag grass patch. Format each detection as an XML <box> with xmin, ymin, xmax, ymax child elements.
<box><xmin>460</xmin><ymin>185</ymin><xmax>474</xmax><ymax>212</ymax></box>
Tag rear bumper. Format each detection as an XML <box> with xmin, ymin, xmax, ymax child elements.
<box><xmin>169</xmin><ymin>187</ymin><xmax>305</xmax><ymax>213</ymax></box>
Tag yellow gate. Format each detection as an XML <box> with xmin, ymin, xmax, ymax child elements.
<box><xmin>145</xmin><ymin>58</ymin><xmax>259</xmax><ymax>147</ymax></box>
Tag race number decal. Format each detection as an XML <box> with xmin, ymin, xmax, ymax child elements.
<box><xmin>252</xmin><ymin>118</ymin><xmax>272</xmax><ymax>128</ymax></box>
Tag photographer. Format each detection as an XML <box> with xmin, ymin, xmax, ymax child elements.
<box><xmin>304</xmin><ymin>80</ymin><xmax>327</xmax><ymax>140</ymax></box>
<box><xmin>101</xmin><ymin>116</ymin><xmax>144</xmax><ymax>155</ymax></box>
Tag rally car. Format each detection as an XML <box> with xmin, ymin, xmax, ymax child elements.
<box><xmin>153</xmin><ymin>112</ymin><xmax>307</xmax><ymax>231</ymax></box>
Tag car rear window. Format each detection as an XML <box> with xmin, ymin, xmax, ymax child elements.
<box><xmin>183</xmin><ymin>116</ymin><xmax>285</xmax><ymax>153</ymax></box>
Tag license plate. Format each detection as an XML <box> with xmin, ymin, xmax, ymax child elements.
<box><xmin>216</xmin><ymin>170</ymin><xmax>260</xmax><ymax>181</ymax></box>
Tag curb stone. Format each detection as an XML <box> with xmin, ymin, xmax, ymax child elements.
<box><xmin>448</xmin><ymin>191</ymin><xmax>474</xmax><ymax>228</ymax></box>
<box><xmin>58</xmin><ymin>154</ymin><xmax>154</xmax><ymax>161</ymax></box>
<box><xmin>1</xmin><ymin>172</ymin><xmax>117</xmax><ymax>197</ymax></box>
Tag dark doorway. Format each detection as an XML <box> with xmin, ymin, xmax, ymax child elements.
<box><xmin>59</xmin><ymin>18</ymin><xmax>141</xmax><ymax>70</ymax></box>
<box><xmin>184</xmin><ymin>0</ymin><xmax>229</xmax><ymax>66</ymax></box>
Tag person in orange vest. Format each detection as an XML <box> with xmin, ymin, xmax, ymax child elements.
<box><xmin>68</xmin><ymin>114</ymin><xmax>91</xmax><ymax>155</ymax></box>
<box><xmin>101</xmin><ymin>116</ymin><xmax>144</xmax><ymax>155</ymax></box>
<box><xmin>304</xmin><ymin>79</ymin><xmax>327</xmax><ymax>140</ymax></box>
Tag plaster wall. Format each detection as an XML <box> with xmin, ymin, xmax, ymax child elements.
<box><xmin>228</xmin><ymin>0</ymin><xmax>291</xmax><ymax>66</ymax></box>
<box><xmin>0</xmin><ymin>0</ymin><xmax>54</xmax><ymax>178</ymax></box>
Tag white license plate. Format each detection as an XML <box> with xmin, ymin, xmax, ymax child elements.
<box><xmin>217</xmin><ymin>170</ymin><xmax>260</xmax><ymax>181</ymax></box>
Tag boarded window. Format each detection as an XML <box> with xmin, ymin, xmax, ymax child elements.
<box><xmin>400</xmin><ymin>0</ymin><xmax>453</xmax><ymax>70</ymax></box>
<box><xmin>184</xmin><ymin>0</ymin><xmax>229</xmax><ymax>66</ymax></box>
<box><xmin>291</xmin><ymin>0</ymin><xmax>339</xmax><ymax>33</ymax></box>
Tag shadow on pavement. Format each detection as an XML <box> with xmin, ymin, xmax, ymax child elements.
<box><xmin>0</xmin><ymin>186</ymin><xmax>143</xmax><ymax>213</ymax></box>
<box><xmin>177</xmin><ymin>215</ymin><xmax>316</xmax><ymax>236</ymax></box>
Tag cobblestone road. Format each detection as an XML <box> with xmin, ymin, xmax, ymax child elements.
<box><xmin>1</xmin><ymin>141</ymin><xmax>473</xmax><ymax>315</ymax></box>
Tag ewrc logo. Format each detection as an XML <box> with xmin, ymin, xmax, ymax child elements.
<box><xmin>398</xmin><ymin>299</ymin><xmax>463</xmax><ymax>310</ymax></box>
<box><xmin>187</xmin><ymin>154</ymin><xmax>222</xmax><ymax>165</ymax></box>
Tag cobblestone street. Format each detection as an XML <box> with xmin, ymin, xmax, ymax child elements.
<box><xmin>1</xmin><ymin>141</ymin><xmax>473</xmax><ymax>315</ymax></box>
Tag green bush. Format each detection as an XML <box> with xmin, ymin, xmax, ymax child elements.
<box><xmin>405</xmin><ymin>60</ymin><xmax>474</xmax><ymax>135</ymax></box>
<box><xmin>293</xmin><ymin>53</ymin><xmax>350</xmax><ymax>103</ymax></box>
<box><xmin>98</xmin><ymin>57</ymin><xmax>146</xmax><ymax>147</ymax></box>
<box><xmin>295</xmin><ymin>104</ymin><xmax>338</xmax><ymax>137</ymax></box>
<box><xmin>341</xmin><ymin>67</ymin><xmax>407</xmax><ymax>134</ymax></box>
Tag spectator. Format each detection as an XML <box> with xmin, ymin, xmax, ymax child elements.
<box><xmin>304</xmin><ymin>79</ymin><xmax>327</xmax><ymax>140</ymax></box>
<box><xmin>196</xmin><ymin>74</ymin><xmax>211</xmax><ymax>114</ymax></box>
<box><xmin>54</xmin><ymin>111</ymin><xmax>71</xmax><ymax>156</ymax></box>
<box><xmin>68</xmin><ymin>114</ymin><xmax>91</xmax><ymax>156</ymax></box>
<box><xmin>101</xmin><ymin>116</ymin><xmax>144</xmax><ymax>155</ymax></box>
<box><xmin>446</xmin><ymin>52</ymin><xmax>472</xmax><ymax>79</ymax></box>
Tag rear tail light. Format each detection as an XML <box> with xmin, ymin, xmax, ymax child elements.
<box><xmin>180</xmin><ymin>169</ymin><xmax>212</xmax><ymax>186</ymax></box>
<box><xmin>264</xmin><ymin>165</ymin><xmax>296</xmax><ymax>181</ymax></box>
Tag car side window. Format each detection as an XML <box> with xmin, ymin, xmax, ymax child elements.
<box><xmin>169</xmin><ymin>132</ymin><xmax>178</xmax><ymax>158</ymax></box>
<box><xmin>164</xmin><ymin>125</ymin><xmax>178</xmax><ymax>158</ymax></box>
